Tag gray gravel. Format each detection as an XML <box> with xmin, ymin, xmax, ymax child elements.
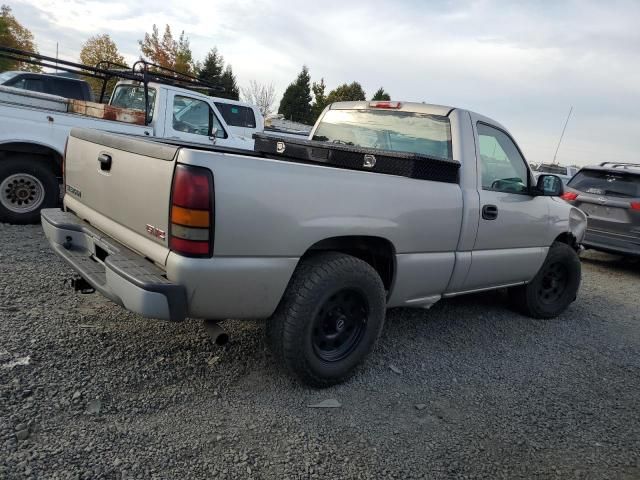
<box><xmin>1</xmin><ymin>223</ymin><xmax>639</xmax><ymax>479</ymax></box>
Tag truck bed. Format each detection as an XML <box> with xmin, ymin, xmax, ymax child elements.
<box><xmin>61</xmin><ymin>127</ymin><xmax>464</xmax><ymax>317</ymax></box>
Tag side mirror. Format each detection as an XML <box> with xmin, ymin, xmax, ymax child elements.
<box><xmin>535</xmin><ymin>174</ymin><xmax>564</xmax><ymax>196</ymax></box>
<box><xmin>209</xmin><ymin>127</ymin><xmax>218</xmax><ymax>143</ymax></box>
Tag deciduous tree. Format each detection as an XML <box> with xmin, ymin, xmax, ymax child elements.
<box><xmin>79</xmin><ymin>34</ymin><xmax>126</xmax><ymax>99</ymax></box>
<box><xmin>0</xmin><ymin>5</ymin><xmax>40</xmax><ymax>72</ymax></box>
<box><xmin>241</xmin><ymin>80</ymin><xmax>276</xmax><ymax>116</ymax></box>
<box><xmin>139</xmin><ymin>24</ymin><xmax>195</xmax><ymax>75</ymax></box>
<box><xmin>174</xmin><ymin>31</ymin><xmax>194</xmax><ymax>75</ymax></box>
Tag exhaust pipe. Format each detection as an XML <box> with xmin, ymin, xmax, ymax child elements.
<box><xmin>204</xmin><ymin>320</ymin><xmax>229</xmax><ymax>346</ymax></box>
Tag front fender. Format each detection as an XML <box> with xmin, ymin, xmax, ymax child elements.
<box><xmin>569</xmin><ymin>206</ymin><xmax>587</xmax><ymax>243</ymax></box>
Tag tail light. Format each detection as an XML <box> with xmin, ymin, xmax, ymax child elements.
<box><xmin>170</xmin><ymin>164</ymin><xmax>214</xmax><ymax>257</ymax></box>
<box><xmin>561</xmin><ymin>191</ymin><xmax>578</xmax><ymax>201</ymax></box>
<box><xmin>630</xmin><ymin>202</ymin><xmax>640</xmax><ymax>211</ymax></box>
<box><xmin>369</xmin><ymin>101</ymin><xmax>401</xmax><ymax>109</ymax></box>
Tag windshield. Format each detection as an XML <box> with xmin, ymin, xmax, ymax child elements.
<box><xmin>312</xmin><ymin>109</ymin><xmax>452</xmax><ymax>159</ymax></box>
<box><xmin>568</xmin><ymin>169</ymin><xmax>640</xmax><ymax>198</ymax></box>
<box><xmin>0</xmin><ymin>71</ymin><xmax>19</xmax><ymax>84</ymax></box>
<box><xmin>110</xmin><ymin>85</ymin><xmax>156</xmax><ymax>121</ymax></box>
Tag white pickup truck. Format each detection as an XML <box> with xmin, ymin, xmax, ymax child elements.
<box><xmin>0</xmin><ymin>81</ymin><xmax>262</xmax><ymax>224</ymax></box>
<box><xmin>42</xmin><ymin>100</ymin><xmax>587</xmax><ymax>387</ymax></box>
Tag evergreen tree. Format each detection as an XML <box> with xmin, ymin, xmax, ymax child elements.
<box><xmin>371</xmin><ymin>87</ymin><xmax>391</xmax><ymax>101</ymax></box>
<box><xmin>218</xmin><ymin>65</ymin><xmax>240</xmax><ymax>100</ymax></box>
<box><xmin>198</xmin><ymin>48</ymin><xmax>225</xmax><ymax>86</ymax></box>
<box><xmin>278</xmin><ymin>66</ymin><xmax>313</xmax><ymax>124</ymax></box>
<box><xmin>326</xmin><ymin>82</ymin><xmax>366</xmax><ymax>104</ymax></box>
<box><xmin>311</xmin><ymin>78</ymin><xmax>328</xmax><ymax>121</ymax></box>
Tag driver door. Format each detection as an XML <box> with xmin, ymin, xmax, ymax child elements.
<box><xmin>461</xmin><ymin>120</ymin><xmax>550</xmax><ymax>291</ymax></box>
<box><xmin>166</xmin><ymin>92</ymin><xmax>227</xmax><ymax>146</ymax></box>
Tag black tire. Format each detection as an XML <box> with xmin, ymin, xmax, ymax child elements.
<box><xmin>0</xmin><ymin>157</ymin><xmax>59</xmax><ymax>224</ymax></box>
<box><xmin>266</xmin><ymin>252</ymin><xmax>386</xmax><ymax>387</ymax></box>
<box><xmin>509</xmin><ymin>242</ymin><xmax>581</xmax><ymax>319</ymax></box>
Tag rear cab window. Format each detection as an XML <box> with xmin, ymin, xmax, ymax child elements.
<box><xmin>568</xmin><ymin>170</ymin><xmax>640</xmax><ymax>198</ymax></box>
<box><xmin>110</xmin><ymin>85</ymin><xmax>157</xmax><ymax>121</ymax></box>
<box><xmin>312</xmin><ymin>108</ymin><xmax>452</xmax><ymax>159</ymax></box>
<box><xmin>51</xmin><ymin>79</ymin><xmax>86</xmax><ymax>100</ymax></box>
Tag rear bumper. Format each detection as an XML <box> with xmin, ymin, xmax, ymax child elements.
<box><xmin>583</xmin><ymin>228</ymin><xmax>640</xmax><ymax>257</ymax></box>
<box><xmin>41</xmin><ymin>208</ymin><xmax>187</xmax><ymax>321</ymax></box>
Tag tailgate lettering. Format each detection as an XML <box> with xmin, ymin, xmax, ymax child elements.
<box><xmin>66</xmin><ymin>184</ymin><xmax>82</xmax><ymax>198</ymax></box>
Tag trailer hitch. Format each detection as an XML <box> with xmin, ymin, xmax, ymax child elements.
<box><xmin>65</xmin><ymin>276</ymin><xmax>95</xmax><ymax>294</ymax></box>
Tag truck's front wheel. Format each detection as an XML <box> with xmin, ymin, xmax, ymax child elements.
<box><xmin>509</xmin><ymin>241</ymin><xmax>581</xmax><ymax>319</ymax></box>
<box><xmin>0</xmin><ymin>157</ymin><xmax>59</xmax><ymax>224</ymax></box>
<box><xmin>267</xmin><ymin>252</ymin><xmax>386</xmax><ymax>387</ymax></box>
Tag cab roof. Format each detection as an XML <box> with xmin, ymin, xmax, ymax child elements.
<box><xmin>327</xmin><ymin>100</ymin><xmax>509</xmax><ymax>132</ymax></box>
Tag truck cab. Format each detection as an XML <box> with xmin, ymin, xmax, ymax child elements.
<box><xmin>109</xmin><ymin>81</ymin><xmax>255</xmax><ymax>151</ymax></box>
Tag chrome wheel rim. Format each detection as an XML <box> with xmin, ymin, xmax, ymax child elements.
<box><xmin>0</xmin><ymin>173</ymin><xmax>45</xmax><ymax>213</ymax></box>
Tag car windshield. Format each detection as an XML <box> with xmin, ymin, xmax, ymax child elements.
<box><xmin>568</xmin><ymin>169</ymin><xmax>640</xmax><ymax>198</ymax></box>
<box><xmin>0</xmin><ymin>71</ymin><xmax>19</xmax><ymax>84</ymax></box>
<box><xmin>312</xmin><ymin>109</ymin><xmax>452</xmax><ymax>159</ymax></box>
<box><xmin>110</xmin><ymin>85</ymin><xmax>156</xmax><ymax>121</ymax></box>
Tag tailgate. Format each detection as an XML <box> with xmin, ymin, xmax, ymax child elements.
<box><xmin>63</xmin><ymin>128</ymin><xmax>179</xmax><ymax>266</ymax></box>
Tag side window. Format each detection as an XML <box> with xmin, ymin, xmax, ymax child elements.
<box><xmin>215</xmin><ymin>102</ymin><xmax>257</xmax><ymax>128</ymax></box>
<box><xmin>24</xmin><ymin>79</ymin><xmax>45</xmax><ymax>93</ymax></box>
<box><xmin>477</xmin><ymin>123</ymin><xmax>529</xmax><ymax>194</ymax></box>
<box><xmin>7</xmin><ymin>77</ymin><xmax>26</xmax><ymax>89</ymax></box>
<box><xmin>7</xmin><ymin>77</ymin><xmax>44</xmax><ymax>92</ymax></box>
<box><xmin>52</xmin><ymin>79</ymin><xmax>82</xmax><ymax>100</ymax></box>
<box><xmin>172</xmin><ymin>95</ymin><xmax>225</xmax><ymax>138</ymax></box>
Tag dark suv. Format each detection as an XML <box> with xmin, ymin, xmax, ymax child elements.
<box><xmin>0</xmin><ymin>71</ymin><xmax>94</xmax><ymax>101</ymax></box>
<box><xmin>562</xmin><ymin>162</ymin><xmax>640</xmax><ymax>256</ymax></box>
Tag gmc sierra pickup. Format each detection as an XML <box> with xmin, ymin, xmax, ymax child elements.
<box><xmin>41</xmin><ymin>100</ymin><xmax>587</xmax><ymax>387</ymax></box>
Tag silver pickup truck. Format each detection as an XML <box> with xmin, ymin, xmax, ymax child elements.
<box><xmin>41</xmin><ymin>100</ymin><xmax>587</xmax><ymax>387</ymax></box>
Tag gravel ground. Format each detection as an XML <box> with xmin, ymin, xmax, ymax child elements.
<box><xmin>1</xmin><ymin>223</ymin><xmax>639</xmax><ymax>479</ymax></box>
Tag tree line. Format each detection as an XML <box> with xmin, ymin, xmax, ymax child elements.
<box><xmin>278</xmin><ymin>66</ymin><xmax>391</xmax><ymax>124</ymax></box>
<box><xmin>1</xmin><ymin>5</ymin><xmax>391</xmax><ymax>123</ymax></box>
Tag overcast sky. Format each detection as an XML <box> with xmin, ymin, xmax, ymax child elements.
<box><xmin>8</xmin><ymin>0</ymin><xmax>640</xmax><ymax>166</ymax></box>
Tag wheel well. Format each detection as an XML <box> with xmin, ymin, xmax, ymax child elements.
<box><xmin>305</xmin><ymin>236</ymin><xmax>396</xmax><ymax>290</ymax></box>
<box><xmin>0</xmin><ymin>143</ymin><xmax>62</xmax><ymax>177</ymax></box>
<box><xmin>554</xmin><ymin>232</ymin><xmax>578</xmax><ymax>250</ymax></box>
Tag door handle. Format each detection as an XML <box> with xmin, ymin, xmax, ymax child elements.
<box><xmin>482</xmin><ymin>204</ymin><xmax>498</xmax><ymax>220</ymax></box>
<box><xmin>98</xmin><ymin>153</ymin><xmax>112</xmax><ymax>171</ymax></box>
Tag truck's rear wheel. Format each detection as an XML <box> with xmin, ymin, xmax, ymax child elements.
<box><xmin>509</xmin><ymin>242</ymin><xmax>581</xmax><ymax>319</ymax></box>
<box><xmin>0</xmin><ymin>157</ymin><xmax>59</xmax><ymax>224</ymax></box>
<box><xmin>267</xmin><ymin>252</ymin><xmax>386</xmax><ymax>387</ymax></box>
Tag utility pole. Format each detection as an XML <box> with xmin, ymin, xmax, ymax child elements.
<box><xmin>552</xmin><ymin>106</ymin><xmax>573</xmax><ymax>165</ymax></box>
<box><xmin>55</xmin><ymin>42</ymin><xmax>59</xmax><ymax>72</ymax></box>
